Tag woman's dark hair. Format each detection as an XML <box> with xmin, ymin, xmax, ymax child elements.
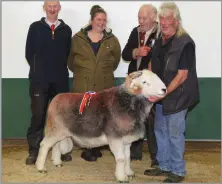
<box><xmin>90</xmin><ymin>5</ymin><xmax>106</xmax><ymax>20</ymax></box>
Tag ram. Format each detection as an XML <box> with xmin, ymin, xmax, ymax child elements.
<box><xmin>35</xmin><ymin>69</ymin><xmax>166</xmax><ymax>182</ymax></box>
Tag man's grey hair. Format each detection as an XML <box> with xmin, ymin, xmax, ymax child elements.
<box><xmin>158</xmin><ymin>2</ymin><xmax>182</xmax><ymax>24</ymax></box>
<box><xmin>139</xmin><ymin>4</ymin><xmax>160</xmax><ymax>38</ymax></box>
<box><xmin>139</xmin><ymin>4</ymin><xmax>158</xmax><ymax>21</ymax></box>
<box><xmin>44</xmin><ymin>0</ymin><xmax>61</xmax><ymax>6</ymax></box>
<box><xmin>159</xmin><ymin>2</ymin><xmax>187</xmax><ymax>37</ymax></box>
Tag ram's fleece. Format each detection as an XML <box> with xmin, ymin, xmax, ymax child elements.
<box><xmin>35</xmin><ymin>69</ymin><xmax>167</xmax><ymax>182</ymax></box>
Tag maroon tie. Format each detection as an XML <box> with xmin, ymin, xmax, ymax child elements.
<box><xmin>51</xmin><ymin>24</ymin><xmax>55</xmax><ymax>39</ymax></box>
<box><xmin>139</xmin><ymin>31</ymin><xmax>146</xmax><ymax>46</ymax></box>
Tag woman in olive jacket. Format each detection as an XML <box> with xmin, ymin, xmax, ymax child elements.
<box><xmin>68</xmin><ymin>5</ymin><xmax>121</xmax><ymax>161</ymax></box>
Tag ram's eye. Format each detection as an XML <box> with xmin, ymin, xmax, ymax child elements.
<box><xmin>142</xmin><ymin>81</ymin><xmax>146</xmax><ymax>84</ymax></box>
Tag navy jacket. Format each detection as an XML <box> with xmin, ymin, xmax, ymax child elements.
<box><xmin>25</xmin><ymin>17</ymin><xmax>72</xmax><ymax>83</ymax></box>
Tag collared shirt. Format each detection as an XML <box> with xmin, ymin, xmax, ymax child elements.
<box><xmin>45</xmin><ymin>18</ymin><xmax>61</xmax><ymax>29</ymax></box>
<box><xmin>143</xmin><ymin>27</ymin><xmax>155</xmax><ymax>47</ymax></box>
<box><xmin>137</xmin><ymin>26</ymin><xmax>155</xmax><ymax>70</ymax></box>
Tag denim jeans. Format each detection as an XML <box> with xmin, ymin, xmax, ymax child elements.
<box><xmin>154</xmin><ymin>104</ymin><xmax>187</xmax><ymax>176</ymax></box>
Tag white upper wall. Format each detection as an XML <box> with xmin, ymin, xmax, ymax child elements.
<box><xmin>2</xmin><ymin>1</ymin><xmax>221</xmax><ymax>78</ymax></box>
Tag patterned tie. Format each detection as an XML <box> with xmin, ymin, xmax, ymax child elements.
<box><xmin>139</xmin><ymin>31</ymin><xmax>146</xmax><ymax>46</ymax></box>
<box><xmin>137</xmin><ymin>31</ymin><xmax>146</xmax><ymax>70</ymax></box>
<box><xmin>51</xmin><ymin>24</ymin><xmax>55</xmax><ymax>39</ymax></box>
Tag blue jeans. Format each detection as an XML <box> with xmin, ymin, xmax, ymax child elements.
<box><xmin>154</xmin><ymin>104</ymin><xmax>187</xmax><ymax>176</ymax></box>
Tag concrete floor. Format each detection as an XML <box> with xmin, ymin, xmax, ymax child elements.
<box><xmin>2</xmin><ymin>140</ymin><xmax>221</xmax><ymax>183</ymax></box>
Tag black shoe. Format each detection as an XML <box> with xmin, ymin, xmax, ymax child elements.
<box><xmin>130</xmin><ymin>156</ymin><xmax>142</xmax><ymax>161</ymax></box>
<box><xmin>92</xmin><ymin>148</ymin><xmax>102</xmax><ymax>158</ymax></box>
<box><xmin>81</xmin><ymin>150</ymin><xmax>97</xmax><ymax>162</ymax></box>
<box><xmin>25</xmin><ymin>155</ymin><xmax>37</xmax><ymax>165</ymax></box>
<box><xmin>61</xmin><ymin>153</ymin><xmax>72</xmax><ymax>162</ymax></box>
<box><xmin>163</xmin><ymin>173</ymin><xmax>185</xmax><ymax>183</ymax></box>
<box><xmin>151</xmin><ymin>159</ymin><xmax>159</xmax><ymax>168</ymax></box>
<box><xmin>144</xmin><ymin>168</ymin><xmax>171</xmax><ymax>176</ymax></box>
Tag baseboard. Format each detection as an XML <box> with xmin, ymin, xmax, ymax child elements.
<box><xmin>143</xmin><ymin>138</ymin><xmax>221</xmax><ymax>142</ymax></box>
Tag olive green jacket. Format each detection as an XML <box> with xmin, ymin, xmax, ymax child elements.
<box><xmin>68</xmin><ymin>25</ymin><xmax>121</xmax><ymax>93</ymax></box>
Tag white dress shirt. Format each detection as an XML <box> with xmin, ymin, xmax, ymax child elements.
<box><xmin>137</xmin><ymin>26</ymin><xmax>155</xmax><ymax>70</ymax></box>
<box><xmin>45</xmin><ymin>18</ymin><xmax>61</xmax><ymax>29</ymax></box>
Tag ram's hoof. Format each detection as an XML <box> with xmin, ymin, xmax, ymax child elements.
<box><xmin>38</xmin><ymin>170</ymin><xmax>47</xmax><ymax>174</ymax></box>
<box><xmin>119</xmin><ymin>180</ymin><xmax>129</xmax><ymax>183</ymax></box>
<box><xmin>128</xmin><ymin>174</ymin><xmax>135</xmax><ymax>179</ymax></box>
<box><xmin>56</xmin><ymin>164</ymin><xmax>63</xmax><ymax>167</ymax></box>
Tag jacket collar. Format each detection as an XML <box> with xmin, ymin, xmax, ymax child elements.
<box><xmin>77</xmin><ymin>24</ymin><xmax>113</xmax><ymax>41</ymax></box>
<box><xmin>40</xmin><ymin>17</ymin><xmax>66</xmax><ymax>29</ymax></box>
<box><xmin>81</xmin><ymin>23</ymin><xmax>112</xmax><ymax>34</ymax></box>
<box><xmin>137</xmin><ymin>21</ymin><xmax>160</xmax><ymax>39</ymax></box>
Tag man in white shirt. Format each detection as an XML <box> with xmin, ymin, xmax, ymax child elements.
<box><xmin>122</xmin><ymin>4</ymin><xmax>159</xmax><ymax>168</ymax></box>
<box><xmin>25</xmin><ymin>0</ymin><xmax>72</xmax><ymax>165</ymax></box>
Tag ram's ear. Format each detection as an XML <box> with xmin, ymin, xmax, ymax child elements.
<box><xmin>130</xmin><ymin>81</ymin><xmax>142</xmax><ymax>94</ymax></box>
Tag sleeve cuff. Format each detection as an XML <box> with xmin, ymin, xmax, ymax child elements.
<box><xmin>132</xmin><ymin>48</ymin><xmax>138</xmax><ymax>59</ymax></box>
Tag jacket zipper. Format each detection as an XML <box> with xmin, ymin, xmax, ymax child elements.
<box><xmin>85</xmin><ymin>76</ymin><xmax>89</xmax><ymax>91</ymax></box>
<box><xmin>161</xmin><ymin>56</ymin><xmax>170</xmax><ymax>81</ymax></box>
<box><xmin>33</xmin><ymin>54</ymin><xmax>36</xmax><ymax>72</ymax></box>
<box><xmin>164</xmin><ymin>56</ymin><xmax>170</xmax><ymax>72</ymax></box>
<box><xmin>162</xmin><ymin>56</ymin><xmax>170</xmax><ymax>114</ymax></box>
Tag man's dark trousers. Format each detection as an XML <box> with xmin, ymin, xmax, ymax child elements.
<box><xmin>130</xmin><ymin>107</ymin><xmax>158</xmax><ymax>162</ymax></box>
<box><xmin>27</xmin><ymin>80</ymin><xmax>69</xmax><ymax>157</ymax></box>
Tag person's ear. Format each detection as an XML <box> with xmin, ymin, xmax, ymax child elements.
<box><xmin>43</xmin><ymin>5</ymin><xmax>46</xmax><ymax>12</ymax></box>
<box><xmin>175</xmin><ymin>20</ymin><xmax>179</xmax><ymax>28</ymax></box>
<box><xmin>153</xmin><ymin>14</ymin><xmax>157</xmax><ymax>22</ymax></box>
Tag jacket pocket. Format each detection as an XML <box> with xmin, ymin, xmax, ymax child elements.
<box><xmin>104</xmin><ymin>58</ymin><xmax>114</xmax><ymax>65</ymax></box>
<box><xmin>104</xmin><ymin>75</ymin><xmax>115</xmax><ymax>89</ymax></box>
<box><xmin>73</xmin><ymin>75</ymin><xmax>89</xmax><ymax>92</ymax></box>
<box><xmin>102</xmin><ymin>59</ymin><xmax>115</xmax><ymax>72</ymax></box>
<box><xmin>170</xmin><ymin>85</ymin><xmax>184</xmax><ymax>99</ymax></box>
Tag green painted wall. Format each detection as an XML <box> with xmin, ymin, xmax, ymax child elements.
<box><xmin>2</xmin><ymin>78</ymin><xmax>221</xmax><ymax>140</ymax></box>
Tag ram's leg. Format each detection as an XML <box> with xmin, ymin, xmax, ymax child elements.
<box><xmin>124</xmin><ymin>143</ymin><xmax>135</xmax><ymax>179</ymax></box>
<box><xmin>51</xmin><ymin>142</ymin><xmax>63</xmax><ymax>167</ymax></box>
<box><xmin>36</xmin><ymin>136</ymin><xmax>60</xmax><ymax>172</ymax></box>
<box><xmin>51</xmin><ymin>137</ymin><xmax>73</xmax><ymax>167</ymax></box>
<box><xmin>108</xmin><ymin>139</ymin><xmax>128</xmax><ymax>183</ymax></box>
<box><xmin>59</xmin><ymin>137</ymin><xmax>73</xmax><ymax>155</ymax></box>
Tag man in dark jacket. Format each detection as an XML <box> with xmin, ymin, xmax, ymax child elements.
<box><xmin>25</xmin><ymin>0</ymin><xmax>72</xmax><ymax>165</ymax></box>
<box><xmin>122</xmin><ymin>4</ymin><xmax>159</xmax><ymax>168</ymax></box>
<box><xmin>144</xmin><ymin>2</ymin><xmax>200</xmax><ymax>183</ymax></box>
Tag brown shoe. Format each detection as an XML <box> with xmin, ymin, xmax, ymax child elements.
<box><xmin>144</xmin><ymin>168</ymin><xmax>171</xmax><ymax>176</ymax></box>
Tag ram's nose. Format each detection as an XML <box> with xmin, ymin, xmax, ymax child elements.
<box><xmin>161</xmin><ymin>88</ymin><xmax>167</xmax><ymax>94</ymax></box>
